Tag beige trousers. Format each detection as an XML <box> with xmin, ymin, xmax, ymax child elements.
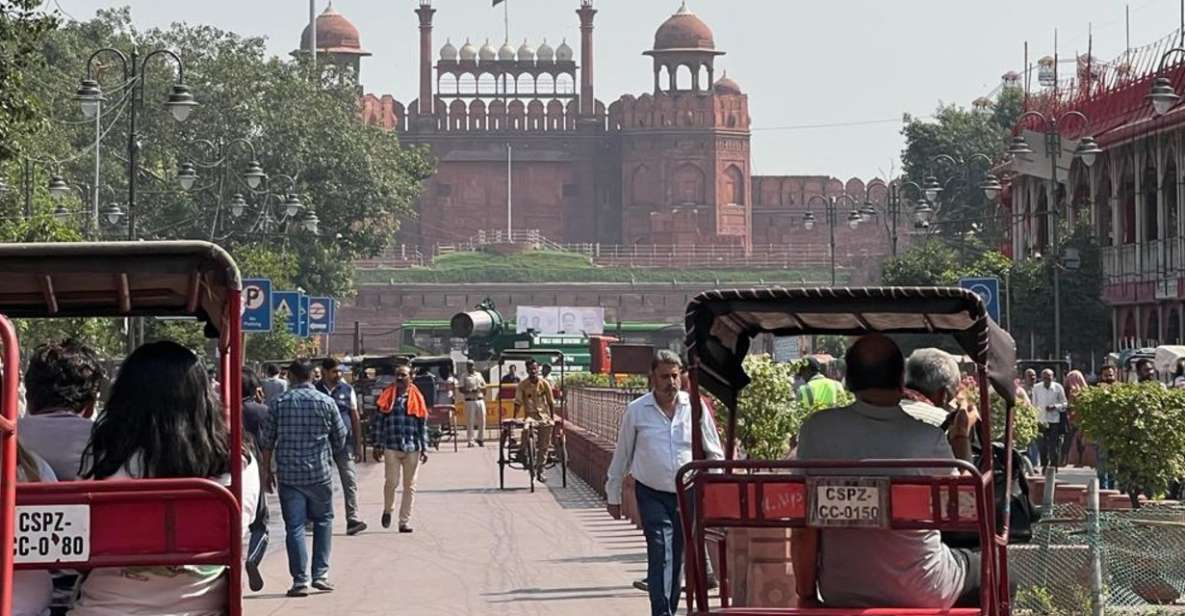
<box><xmin>382</xmin><ymin>450</ymin><xmax>420</xmax><ymax>524</ymax></box>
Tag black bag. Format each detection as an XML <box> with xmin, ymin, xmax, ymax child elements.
<box><xmin>942</xmin><ymin>441</ymin><xmax>1040</xmax><ymax>548</ymax></box>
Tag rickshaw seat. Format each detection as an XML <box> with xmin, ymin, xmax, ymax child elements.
<box><xmin>678</xmin><ymin>460</ymin><xmax>993</xmax><ymax>616</ymax></box>
<box><xmin>14</xmin><ymin>478</ymin><xmax>239</xmax><ymax>571</ymax></box>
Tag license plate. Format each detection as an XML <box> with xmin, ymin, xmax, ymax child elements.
<box><xmin>807</xmin><ymin>477</ymin><xmax>890</xmax><ymax>529</ymax></box>
<box><xmin>13</xmin><ymin>505</ymin><xmax>90</xmax><ymax>564</ymax></box>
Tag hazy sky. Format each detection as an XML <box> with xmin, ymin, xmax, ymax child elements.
<box><xmin>50</xmin><ymin>0</ymin><xmax>1185</xmax><ymax>180</ymax></box>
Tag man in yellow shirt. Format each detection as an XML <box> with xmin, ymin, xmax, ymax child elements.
<box><xmin>797</xmin><ymin>356</ymin><xmax>844</xmax><ymax>408</ymax></box>
<box><xmin>514</xmin><ymin>360</ymin><xmax>556</xmax><ymax>481</ymax></box>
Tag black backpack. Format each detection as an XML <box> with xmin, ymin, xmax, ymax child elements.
<box><xmin>942</xmin><ymin>440</ymin><xmax>1040</xmax><ymax>548</ymax></box>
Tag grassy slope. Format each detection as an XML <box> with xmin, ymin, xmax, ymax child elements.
<box><xmin>356</xmin><ymin>250</ymin><xmax>843</xmax><ymax>284</ymax></box>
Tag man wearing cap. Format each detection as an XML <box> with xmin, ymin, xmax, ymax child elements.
<box><xmin>797</xmin><ymin>356</ymin><xmax>844</xmax><ymax>408</ymax></box>
<box><xmin>459</xmin><ymin>361</ymin><xmax>488</xmax><ymax>447</ymax></box>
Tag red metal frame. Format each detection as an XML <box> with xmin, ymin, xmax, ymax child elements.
<box><xmin>4</xmin><ymin>289</ymin><xmax>245</xmax><ymax>616</ymax></box>
<box><xmin>0</xmin><ymin>315</ymin><xmax>20</xmax><ymax>616</ymax></box>
<box><xmin>682</xmin><ymin>362</ymin><xmax>1011</xmax><ymax>616</ymax></box>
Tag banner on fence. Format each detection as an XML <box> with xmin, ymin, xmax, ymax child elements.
<box><xmin>515</xmin><ymin>306</ymin><xmax>604</xmax><ymax>335</ymax></box>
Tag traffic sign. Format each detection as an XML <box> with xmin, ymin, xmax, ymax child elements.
<box><xmin>242</xmin><ymin>278</ymin><xmax>272</xmax><ymax>332</ymax></box>
<box><xmin>272</xmin><ymin>291</ymin><xmax>305</xmax><ymax>337</ymax></box>
<box><xmin>959</xmin><ymin>277</ymin><xmax>1001</xmax><ymax>324</ymax></box>
<box><xmin>298</xmin><ymin>295</ymin><xmax>310</xmax><ymax>338</ymax></box>
<box><xmin>309</xmin><ymin>297</ymin><xmax>335</xmax><ymax>334</ymax></box>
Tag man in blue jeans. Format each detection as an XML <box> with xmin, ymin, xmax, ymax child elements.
<box><xmin>605</xmin><ymin>351</ymin><xmax>724</xmax><ymax>616</ymax></box>
<box><xmin>260</xmin><ymin>359</ymin><xmax>347</xmax><ymax>597</ymax></box>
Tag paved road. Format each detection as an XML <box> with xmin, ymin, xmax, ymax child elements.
<box><xmin>245</xmin><ymin>442</ymin><xmax>651</xmax><ymax>616</ymax></box>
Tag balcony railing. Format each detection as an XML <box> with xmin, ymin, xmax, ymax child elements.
<box><xmin>1102</xmin><ymin>237</ymin><xmax>1185</xmax><ymax>281</ymax></box>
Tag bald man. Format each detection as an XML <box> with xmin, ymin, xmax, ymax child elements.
<box><xmin>790</xmin><ymin>334</ymin><xmax>977</xmax><ymax>610</ymax></box>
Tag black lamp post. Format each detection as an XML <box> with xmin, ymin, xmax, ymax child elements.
<box><xmin>805</xmin><ymin>194</ymin><xmax>863</xmax><ymax>285</ymax></box>
<box><xmin>77</xmin><ymin>47</ymin><xmax>198</xmax><ymax>241</ymax></box>
<box><xmin>860</xmin><ymin>178</ymin><xmax>935</xmax><ymax>256</ymax></box>
<box><xmin>1008</xmin><ymin>110</ymin><xmax>1102</xmax><ymax>362</ymax></box>
<box><xmin>175</xmin><ymin>138</ymin><xmax>271</xmax><ymax>239</ymax></box>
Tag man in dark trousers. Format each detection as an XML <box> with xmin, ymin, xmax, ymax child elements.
<box><xmin>315</xmin><ymin>357</ymin><xmax>367</xmax><ymax>536</ymax></box>
<box><xmin>241</xmin><ymin>368</ymin><xmax>270</xmax><ymax>592</ymax></box>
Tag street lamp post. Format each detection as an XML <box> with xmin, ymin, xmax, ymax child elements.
<box><xmin>77</xmin><ymin>47</ymin><xmax>198</xmax><ymax>242</ymax></box>
<box><xmin>805</xmin><ymin>194</ymin><xmax>862</xmax><ymax>285</ymax></box>
<box><xmin>177</xmin><ymin>138</ymin><xmax>269</xmax><ymax>239</ymax></box>
<box><xmin>862</xmin><ymin>178</ymin><xmax>934</xmax><ymax>256</ymax></box>
<box><xmin>1008</xmin><ymin>111</ymin><xmax>1102</xmax><ymax>362</ymax></box>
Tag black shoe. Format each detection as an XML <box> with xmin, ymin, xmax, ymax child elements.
<box><xmin>246</xmin><ymin>560</ymin><xmax>264</xmax><ymax>592</ymax></box>
<box><xmin>346</xmin><ymin>520</ymin><xmax>367</xmax><ymax>536</ymax></box>
<box><xmin>536</xmin><ymin>472</ymin><xmax>547</xmax><ymax>483</ymax></box>
<box><xmin>399</xmin><ymin>523</ymin><xmax>413</xmax><ymax>533</ymax></box>
<box><xmin>311</xmin><ymin>579</ymin><xmax>335</xmax><ymax>592</ymax></box>
<box><xmin>477</xmin><ymin>440</ymin><xmax>485</xmax><ymax>447</ymax></box>
<box><xmin>633</xmin><ymin>579</ymin><xmax>648</xmax><ymax>592</ymax></box>
<box><xmin>381</xmin><ymin>512</ymin><xmax>392</xmax><ymax>529</ymax></box>
<box><xmin>287</xmin><ymin>585</ymin><xmax>309</xmax><ymax>597</ymax></box>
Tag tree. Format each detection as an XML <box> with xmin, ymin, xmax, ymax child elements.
<box><xmin>900</xmin><ymin>88</ymin><xmax>1023</xmax><ymax>246</ymax></box>
<box><xmin>0</xmin><ymin>0</ymin><xmax>59</xmax><ymax>161</ymax></box>
<box><xmin>14</xmin><ymin>9</ymin><xmax>431</xmax><ymax>299</ymax></box>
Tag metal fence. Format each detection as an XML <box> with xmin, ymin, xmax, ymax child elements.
<box><xmin>564</xmin><ymin>387</ymin><xmax>639</xmax><ymax>444</ymax></box>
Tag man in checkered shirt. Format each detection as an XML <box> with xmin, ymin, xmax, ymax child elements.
<box><xmin>260</xmin><ymin>359</ymin><xmax>347</xmax><ymax>598</ymax></box>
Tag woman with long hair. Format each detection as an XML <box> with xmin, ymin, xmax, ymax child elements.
<box><xmin>1062</xmin><ymin>370</ymin><xmax>1089</xmax><ymax>466</ymax></box>
<box><xmin>69</xmin><ymin>341</ymin><xmax>258</xmax><ymax>616</ymax></box>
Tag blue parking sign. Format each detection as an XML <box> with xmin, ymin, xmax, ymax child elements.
<box><xmin>242</xmin><ymin>278</ymin><xmax>271</xmax><ymax>332</ymax></box>
<box><xmin>959</xmin><ymin>277</ymin><xmax>1001</xmax><ymax>324</ymax></box>
<box><xmin>272</xmin><ymin>291</ymin><xmax>303</xmax><ymax>336</ymax></box>
<box><xmin>308</xmin><ymin>297</ymin><xmax>334</xmax><ymax>334</ymax></box>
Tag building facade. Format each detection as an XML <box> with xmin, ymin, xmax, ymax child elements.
<box><xmin>302</xmin><ymin>1</ymin><xmax>894</xmax><ymax>257</ymax></box>
<box><xmin>1003</xmin><ymin>33</ymin><xmax>1185</xmax><ymax>350</ymax></box>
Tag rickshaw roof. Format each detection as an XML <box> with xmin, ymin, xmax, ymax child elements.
<box><xmin>684</xmin><ymin>286</ymin><xmax>1017</xmax><ymax>409</ymax></box>
<box><xmin>0</xmin><ymin>241</ymin><xmax>240</xmax><ymax>338</ymax></box>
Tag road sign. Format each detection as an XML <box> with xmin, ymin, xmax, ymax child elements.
<box><xmin>242</xmin><ymin>278</ymin><xmax>272</xmax><ymax>332</ymax></box>
<box><xmin>327</xmin><ymin>298</ymin><xmax>336</xmax><ymax>333</ymax></box>
<box><xmin>298</xmin><ymin>295</ymin><xmax>310</xmax><ymax>338</ymax></box>
<box><xmin>309</xmin><ymin>297</ymin><xmax>335</xmax><ymax>334</ymax></box>
<box><xmin>272</xmin><ymin>291</ymin><xmax>305</xmax><ymax>337</ymax></box>
<box><xmin>959</xmin><ymin>277</ymin><xmax>1001</xmax><ymax>324</ymax></box>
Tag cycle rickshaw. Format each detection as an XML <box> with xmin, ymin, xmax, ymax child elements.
<box><xmin>495</xmin><ymin>349</ymin><xmax>569</xmax><ymax>492</ymax></box>
<box><xmin>678</xmin><ymin>287</ymin><xmax>1019</xmax><ymax>615</ymax></box>
<box><xmin>0</xmin><ymin>241</ymin><xmax>246</xmax><ymax>616</ymax></box>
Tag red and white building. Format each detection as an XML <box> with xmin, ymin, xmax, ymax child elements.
<box><xmin>1005</xmin><ymin>32</ymin><xmax>1185</xmax><ymax>349</ymax></box>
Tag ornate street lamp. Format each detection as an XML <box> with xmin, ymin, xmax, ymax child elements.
<box><xmin>47</xmin><ymin>175</ymin><xmax>71</xmax><ymax>200</ymax></box>
<box><xmin>177</xmin><ymin>162</ymin><xmax>199</xmax><ymax>191</ymax></box>
<box><xmin>229</xmin><ymin>193</ymin><xmax>248</xmax><ymax>218</ymax></box>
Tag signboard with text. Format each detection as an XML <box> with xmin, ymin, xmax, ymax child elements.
<box><xmin>242</xmin><ymin>278</ymin><xmax>272</xmax><ymax>332</ymax></box>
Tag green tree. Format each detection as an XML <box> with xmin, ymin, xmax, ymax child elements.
<box><xmin>900</xmin><ymin>88</ymin><xmax>1022</xmax><ymax>245</ymax></box>
<box><xmin>0</xmin><ymin>0</ymin><xmax>60</xmax><ymax>161</ymax></box>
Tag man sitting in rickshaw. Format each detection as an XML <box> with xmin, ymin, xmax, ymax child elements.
<box><xmin>513</xmin><ymin>360</ymin><xmax>556</xmax><ymax>482</ymax></box>
<box><xmin>791</xmin><ymin>334</ymin><xmax>979</xmax><ymax>610</ymax></box>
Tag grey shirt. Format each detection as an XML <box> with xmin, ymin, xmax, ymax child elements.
<box><xmin>796</xmin><ymin>399</ymin><xmax>966</xmax><ymax>609</ymax></box>
<box><xmin>262</xmin><ymin>376</ymin><xmax>288</xmax><ymax>403</ymax></box>
<box><xmin>19</xmin><ymin>410</ymin><xmax>93</xmax><ymax>481</ymax></box>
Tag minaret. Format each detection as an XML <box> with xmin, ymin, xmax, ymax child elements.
<box><xmin>416</xmin><ymin>0</ymin><xmax>435</xmax><ymax>116</ymax></box>
<box><xmin>577</xmin><ymin>0</ymin><xmax>596</xmax><ymax>116</ymax></box>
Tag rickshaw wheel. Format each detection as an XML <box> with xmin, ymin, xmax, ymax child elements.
<box><xmin>524</xmin><ymin>432</ymin><xmax>536</xmax><ymax>494</ymax></box>
<box><xmin>498</xmin><ymin>428</ymin><xmax>507</xmax><ymax>490</ymax></box>
<box><xmin>559</xmin><ymin>436</ymin><xmax>568</xmax><ymax>488</ymax></box>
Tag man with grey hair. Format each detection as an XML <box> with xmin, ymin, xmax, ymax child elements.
<box><xmin>606</xmin><ymin>350</ymin><xmax>724</xmax><ymax>616</ymax></box>
<box><xmin>903</xmin><ymin>348</ymin><xmax>976</xmax><ymax>462</ymax></box>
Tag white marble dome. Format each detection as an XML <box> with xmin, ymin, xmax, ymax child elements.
<box><xmin>439</xmin><ymin>38</ymin><xmax>457</xmax><ymax>61</ymax></box>
<box><xmin>517</xmin><ymin>39</ymin><xmax>535</xmax><ymax>62</ymax></box>
<box><xmin>479</xmin><ymin>39</ymin><xmax>497</xmax><ymax>62</ymax></box>
<box><xmin>498</xmin><ymin>39</ymin><xmax>516</xmax><ymax>61</ymax></box>
<box><xmin>459</xmin><ymin>38</ymin><xmax>477</xmax><ymax>61</ymax></box>
<box><xmin>537</xmin><ymin>38</ymin><xmax>554</xmax><ymax>62</ymax></box>
<box><xmin>556</xmin><ymin>39</ymin><xmax>574</xmax><ymax>62</ymax></box>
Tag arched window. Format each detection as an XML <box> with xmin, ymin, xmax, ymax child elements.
<box><xmin>672</xmin><ymin>163</ymin><xmax>706</xmax><ymax>205</ymax></box>
<box><xmin>516</xmin><ymin>73</ymin><xmax>534</xmax><ymax>96</ymax></box>
<box><xmin>1164</xmin><ymin>153</ymin><xmax>1178</xmax><ymax>238</ymax></box>
<box><xmin>722</xmin><ymin>166</ymin><xmax>745</xmax><ymax>204</ymax></box>
<box><xmin>676</xmin><ymin>65</ymin><xmax>693</xmax><ymax>92</ymax></box>
<box><xmin>556</xmin><ymin>73</ymin><xmax>575</xmax><ymax>95</ymax></box>
<box><xmin>477</xmin><ymin>72</ymin><xmax>497</xmax><ymax>95</ymax></box>
<box><xmin>698</xmin><ymin>65</ymin><xmax>710</xmax><ymax>91</ymax></box>
<box><xmin>438</xmin><ymin>73</ymin><xmax>458</xmax><ymax>96</ymax></box>
<box><xmin>536</xmin><ymin>73</ymin><xmax>555</xmax><ymax>96</ymax></box>
<box><xmin>458</xmin><ymin>73</ymin><xmax>477</xmax><ymax>96</ymax></box>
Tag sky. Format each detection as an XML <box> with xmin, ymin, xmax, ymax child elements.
<box><xmin>49</xmin><ymin>0</ymin><xmax>1185</xmax><ymax>180</ymax></box>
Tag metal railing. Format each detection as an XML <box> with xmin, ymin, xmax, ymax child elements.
<box><xmin>564</xmin><ymin>387</ymin><xmax>638</xmax><ymax>444</ymax></box>
<box><xmin>1103</xmin><ymin>238</ymin><xmax>1185</xmax><ymax>282</ymax></box>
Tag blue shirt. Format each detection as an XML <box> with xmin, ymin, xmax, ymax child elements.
<box><xmin>369</xmin><ymin>391</ymin><xmax>427</xmax><ymax>452</ymax></box>
<box><xmin>261</xmin><ymin>383</ymin><xmax>346</xmax><ymax>486</ymax></box>
<box><xmin>316</xmin><ymin>380</ymin><xmax>357</xmax><ymax>439</ymax></box>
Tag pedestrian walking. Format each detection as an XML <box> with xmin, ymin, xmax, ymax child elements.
<box><xmin>372</xmin><ymin>364</ymin><xmax>429</xmax><ymax>532</ymax></box>
<box><xmin>262</xmin><ymin>363</ymin><xmax>287</xmax><ymax>402</ymax></box>
<box><xmin>241</xmin><ymin>368</ymin><xmax>271</xmax><ymax>592</ymax></box>
<box><xmin>1061</xmin><ymin>370</ymin><xmax>1088</xmax><ymax>466</ymax></box>
<box><xmin>315</xmin><ymin>357</ymin><xmax>367</xmax><ymax>536</ymax></box>
<box><xmin>459</xmin><ymin>360</ymin><xmax>487</xmax><ymax>447</ymax></box>
<box><xmin>260</xmin><ymin>359</ymin><xmax>347</xmax><ymax>597</ymax></box>
<box><xmin>605</xmin><ymin>351</ymin><xmax>724</xmax><ymax>616</ymax></box>
<box><xmin>1032</xmin><ymin>369</ymin><xmax>1067</xmax><ymax>470</ymax></box>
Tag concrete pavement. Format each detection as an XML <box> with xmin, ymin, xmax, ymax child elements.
<box><xmin>245</xmin><ymin>442</ymin><xmax>652</xmax><ymax>615</ymax></box>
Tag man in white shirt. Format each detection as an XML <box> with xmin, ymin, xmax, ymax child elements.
<box><xmin>605</xmin><ymin>350</ymin><xmax>724</xmax><ymax>616</ymax></box>
<box><xmin>262</xmin><ymin>363</ymin><xmax>288</xmax><ymax>402</ymax></box>
<box><xmin>1031</xmin><ymin>369</ymin><xmax>1067</xmax><ymax>469</ymax></box>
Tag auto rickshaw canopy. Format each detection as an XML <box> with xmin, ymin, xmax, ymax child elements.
<box><xmin>683</xmin><ymin>286</ymin><xmax>1018</xmax><ymax>410</ymax></box>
